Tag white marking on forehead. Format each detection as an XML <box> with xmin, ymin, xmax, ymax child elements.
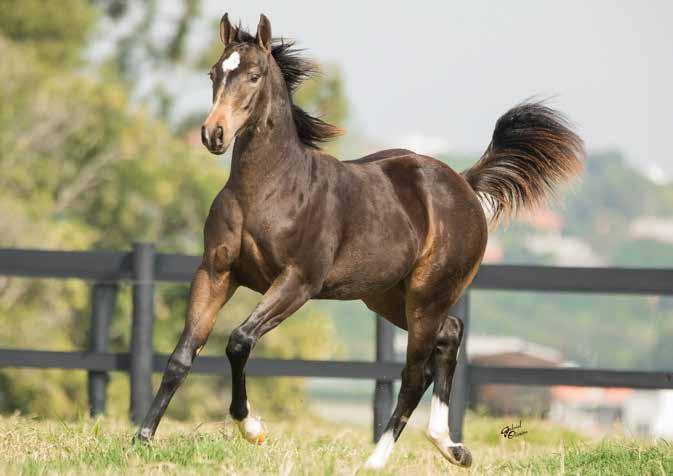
<box><xmin>221</xmin><ymin>51</ymin><xmax>240</xmax><ymax>73</ymax></box>
<box><xmin>209</xmin><ymin>51</ymin><xmax>240</xmax><ymax>112</ymax></box>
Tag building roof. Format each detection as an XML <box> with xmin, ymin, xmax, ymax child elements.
<box><xmin>519</xmin><ymin>208</ymin><xmax>565</xmax><ymax>233</ymax></box>
<box><xmin>630</xmin><ymin>216</ymin><xmax>673</xmax><ymax>244</ymax></box>
<box><xmin>468</xmin><ymin>335</ymin><xmax>564</xmax><ymax>364</ymax></box>
<box><xmin>551</xmin><ymin>386</ymin><xmax>633</xmax><ymax>404</ymax></box>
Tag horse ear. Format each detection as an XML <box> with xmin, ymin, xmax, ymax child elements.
<box><xmin>255</xmin><ymin>14</ymin><xmax>272</xmax><ymax>51</ymax></box>
<box><xmin>220</xmin><ymin>13</ymin><xmax>237</xmax><ymax>46</ymax></box>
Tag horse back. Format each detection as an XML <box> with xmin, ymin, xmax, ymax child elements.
<box><xmin>316</xmin><ymin>149</ymin><xmax>487</xmax><ymax>299</ymax></box>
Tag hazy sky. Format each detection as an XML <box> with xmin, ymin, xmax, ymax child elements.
<box><xmin>194</xmin><ymin>1</ymin><xmax>672</xmax><ymax>176</ymax></box>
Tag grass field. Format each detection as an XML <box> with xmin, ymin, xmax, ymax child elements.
<box><xmin>1</xmin><ymin>412</ymin><xmax>672</xmax><ymax>475</ymax></box>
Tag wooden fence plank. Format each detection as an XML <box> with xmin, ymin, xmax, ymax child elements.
<box><xmin>0</xmin><ymin>248</ymin><xmax>133</xmax><ymax>281</ymax></box>
<box><xmin>373</xmin><ymin>315</ymin><xmax>396</xmax><ymax>442</ymax></box>
<box><xmin>449</xmin><ymin>295</ymin><xmax>469</xmax><ymax>443</ymax></box>
<box><xmin>473</xmin><ymin>265</ymin><xmax>673</xmax><ymax>295</ymax></box>
<box><xmin>0</xmin><ymin>349</ymin><xmax>406</xmax><ymax>378</ymax></box>
<box><xmin>4</xmin><ymin>248</ymin><xmax>673</xmax><ymax>295</ymax></box>
<box><xmin>4</xmin><ymin>349</ymin><xmax>672</xmax><ymax>390</ymax></box>
<box><xmin>88</xmin><ymin>283</ymin><xmax>118</xmax><ymax>416</ymax></box>
<box><xmin>4</xmin><ymin>247</ymin><xmax>673</xmax><ymax>436</ymax></box>
<box><xmin>470</xmin><ymin>365</ymin><xmax>673</xmax><ymax>389</ymax></box>
<box><xmin>130</xmin><ymin>243</ymin><xmax>156</xmax><ymax>424</ymax></box>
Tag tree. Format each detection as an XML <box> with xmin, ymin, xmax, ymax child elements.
<box><xmin>0</xmin><ymin>1</ymin><xmax>338</xmax><ymax>419</ymax></box>
<box><xmin>0</xmin><ymin>0</ymin><xmax>95</xmax><ymax>66</ymax></box>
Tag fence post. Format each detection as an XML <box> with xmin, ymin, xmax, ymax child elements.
<box><xmin>88</xmin><ymin>282</ymin><xmax>118</xmax><ymax>416</ymax></box>
<box><xmin>373</xmin><ymin>314</ymin><xmax>395</xmax><ymax>442</ymax></box>
<box><xmin>130</xmin><ymin>242</ymin><xmax>155</xmax><ymax>424</ymax></box>
<box><xmin>449</xmin><ymin>293</ymin><xmax>470</xmax><ymax>443</ymax></box>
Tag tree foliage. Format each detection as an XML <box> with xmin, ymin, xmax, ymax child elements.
<box><xmin>0</xmin><ymin>0</ymin><xmax>339</xmax><ymax>419</ymax></box>
<box><xmin>0</xmin><ymin>0</ymin><xmax>96</xmax><ymax>66</ymax></box>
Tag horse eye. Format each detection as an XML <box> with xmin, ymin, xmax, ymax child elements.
<box><xmin>208</xmin><ymin>71</ymin><xmax>215</xmax><ymax>82</ymax></box>
<box><xmin>249</xmin><ymin>73</ymin><xmax>261</xmax><ymax>83</ymax></box>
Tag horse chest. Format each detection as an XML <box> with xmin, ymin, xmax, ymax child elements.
<box><xmin>232</xmin><ymin>229</ymin><xmax>276</xmax><ymax>293</ymax></box>
<box><xmin>234</xmin><ymin>215</ymin><xmax>306</xmax><ymax>293</ymax></box>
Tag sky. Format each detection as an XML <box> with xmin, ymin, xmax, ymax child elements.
<box><xmin>186</xmin><ymin>2</ymin><xmax>672</xmax><ymax>177</ymax></box>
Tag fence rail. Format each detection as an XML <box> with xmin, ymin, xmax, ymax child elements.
<box><xmin>1</xmin><ymin>245</ymin><xmax>672</xmax><ymax>442</ymax></box>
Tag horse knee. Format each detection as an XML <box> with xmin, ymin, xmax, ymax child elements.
<box><xmin>423</xmin><ymin>359</ymin><xmax>435</xmax><ymax>386</ymax></box>
<box><xmin>163</xmin><ymin>352</ymin><xmax>192</xmax><ymax>388</ymax></box>
<box><xmin>226</xmin><ymin>328</ymin><xmax>254</xmax><ymax>365</ymax></box>
<box><xmin>436</xmin><ymin>316</ymin><xmax>463</xmax><ymax>354</ymax></box>
<box><xmin>400</xmin><ymin>364</ymin><xmax>427</xmax><ymax>394</ymax></box>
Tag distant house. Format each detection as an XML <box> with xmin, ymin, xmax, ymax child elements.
<box><xmin>519</xmin><ymin>208</ymin><xmax>565</xmax><ymax>234</ymax></box>
<box><xmin>483</xmin><ymin>236</ymin><xmax>504</xmax><ymax>263</ymax></box>
<box><xmin>550</xmin><ymin>386</ymin><xmax>632</xmax><ymax>434</ymax></box>
<box><xmin>391</xmin><ymin>334</ymin><xmax>566</xmax><ymax>416</ymax></box>
<box><xmin>629</xmin><ymin>216</ymin><xmax>673</xmax><ymax>244</ymax></box>
<box><xmin>514</xmin><ymin>207</ymin><xmax>604</xmax><ymax>266</ymax></box>
<box><xmin>525</xmin><ymin>234</ymin><xmax>604</xmax><ymax>266</ymax></box>
<box><xmin>550</xmin><ymin>386</ymin><xmax>673</xmax><ymax>438</ymax></box>
<box><xmin>468</xmin><ymin>336</ymin><xmax>565</xmax><ymax>416</ymax></box>
<box><xmin>622</xmin><ymin>390</ymin><xmax>673</xmax><ymax>438</ymax></box>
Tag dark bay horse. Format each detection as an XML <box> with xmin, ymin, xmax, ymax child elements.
<box><xmin>135</xmin><ymin>13</ymin><xmax>584</xmax><ymax>470</ymax></box>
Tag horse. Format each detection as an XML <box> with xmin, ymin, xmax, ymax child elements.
<box><xmin>134</xmin><ymin>13</ymin><xmax>584</xmax><ymax>470</ymax></box>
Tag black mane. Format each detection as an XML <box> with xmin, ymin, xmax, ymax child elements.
<box><xmin>234</xmin><ymin>28</ymin><xmax>342</xmax><ymax>148</ymax></box>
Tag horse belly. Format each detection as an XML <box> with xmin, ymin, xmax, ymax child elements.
<box><xmin>317</xmin><ymin>235</ymin><xmax>416</xmax><ymax>300</ymax></box>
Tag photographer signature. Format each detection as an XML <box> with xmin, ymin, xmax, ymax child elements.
<box><xmin>500</xmin><ymin>420</ymin><xmax>528</xmax><ymax>439</ymax></box>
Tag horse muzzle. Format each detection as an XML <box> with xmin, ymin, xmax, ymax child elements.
<box><xmin>201</xmin><ymin>124</ymin><xmax>230</xmax><ymax>155</ymax></box>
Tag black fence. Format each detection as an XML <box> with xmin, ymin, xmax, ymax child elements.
<box><xmin>1</xmin><ymin>244</ymin><xmax>673</xmax><ymax>443</ymax></box>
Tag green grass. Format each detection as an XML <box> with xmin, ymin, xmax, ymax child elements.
<box><xmin>0</xmin><ymin>412</ymin><xmax>671</xmax><ymax>475</ymax></box>
<box><xmin>497</xmin><ymin>439</ymin><xmax>673</xmax><ymax>475</ymax></box>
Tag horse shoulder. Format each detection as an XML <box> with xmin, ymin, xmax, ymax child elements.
<box><xmin>202</xmin><ymin>187</ymin><xmax>243</xmax><ymax>277</ymax></box>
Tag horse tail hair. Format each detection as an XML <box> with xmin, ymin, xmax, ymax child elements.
<box><xmin>462</xmin><ymin>100</ymin><xmax>584</xmax><ymax>225</ymax></box>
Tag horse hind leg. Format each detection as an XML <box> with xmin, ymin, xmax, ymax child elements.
<box><xmin>362</xmin><ymin>284</ymin><xmax>408</xmax><ymax>330</ymax></box>
<box><xmin>425</xmin><ymin>314</ymin><xmax>472</xmax><ymax>468</ymax></box>
<box><xmin>363</xmin><ymin>295</ymin><xmax>444</xmax><ymax>470</ymax></box>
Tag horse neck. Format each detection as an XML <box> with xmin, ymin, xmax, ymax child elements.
<box><xmin>229</xmin><ymin>75</ymin><xmax>308</xmax><ymax>196</ymax></box>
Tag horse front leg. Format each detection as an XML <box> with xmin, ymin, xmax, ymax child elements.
<box><xmin>134</xmin><ymin>265</ymin><xmax>236</xmax><ymax>442</ymax></box>
<box><xmin>226</xmin><ymin>268</ymin><xmax>311</xmax><ymax>444</ymax></box>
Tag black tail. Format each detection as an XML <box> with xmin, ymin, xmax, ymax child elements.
<box><xmin>462</xmin><ymin>101</ymin><xmax>584</xmax><ymax>225</ymax></box>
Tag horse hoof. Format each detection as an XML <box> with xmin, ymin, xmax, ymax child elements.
<box><xmin>132</xmin><ymin>428</ymin><xmax>153</xmax><ymax>445</ymax></box>
<box><xmin>363</xmin><ymin>456</ymin><xmax>387</xmax><ymax>471</ymax></box>
<box><xmin>236</xmin><ymin>416</ymin><xmax>268</xmax><ymax>445</ymax></box>
<box><xmin>363</xmin><ymin>460</ymin><xmax>384</xmax><ymax>471</ymax></box>
<box><xmin>447</xmin><ymin>445</ymin><xmax>472</xmax><ymax>468</ymax></box>
<box><xmin>425</xmin><ymin>432</ymin><xmax>472</xmax><ymax>468</ymax></box>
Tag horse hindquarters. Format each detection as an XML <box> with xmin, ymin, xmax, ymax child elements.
<box><xmin>363</xmin><ymin>277</ymin><xmax>475</xmax><ymax>469</ymax></box>
<box><xmin>364</xmin><ymin>169</ymin><xmax>485</xmax><ymax>469</ymax></box>
<box><xmin>364</xmin><ymin>245</ymin><xmax>481</xmax><ymax>469</ymax></box>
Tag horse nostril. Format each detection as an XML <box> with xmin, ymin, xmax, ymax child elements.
<box><xmin>216</xmin><ymin>126</ymin><xmax>224</xmax><ymax>146</ymax></box>
<box><xmin>201</xmin><ymin>126</ymin><xmax>209</xmax><ymax>147</ymax></box>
